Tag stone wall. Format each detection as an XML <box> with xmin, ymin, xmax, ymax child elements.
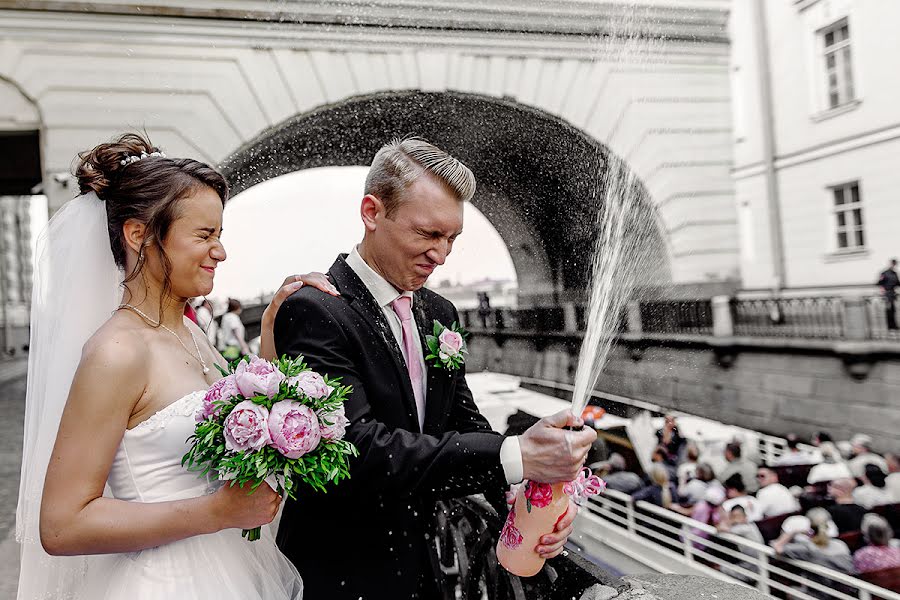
<box><xmin>466</xmin><ymin>333</ymin><xmax>900</xmax><ymax>451</ymax></box>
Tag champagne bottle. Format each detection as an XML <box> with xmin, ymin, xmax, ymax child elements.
<box><xmin>496</xmin><ymin>481</ymin><xmax>569</xmax><ymax>577</ymax></box>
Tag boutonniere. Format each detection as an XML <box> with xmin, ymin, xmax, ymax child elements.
<box><xmin>424</xmin><ymin>320</ymin><xmax>468</xmax><ymax>370</ymax></box>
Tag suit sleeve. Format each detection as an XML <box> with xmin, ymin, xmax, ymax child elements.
<box><xmin>274</xmin><ymin>293</ymin><xmax>507</xmax><ymax>502</ymax></box>
<box><xmin>433</xmin><ymin>304</ymin><xmax>513</xmax><ymax>505</ymax></box>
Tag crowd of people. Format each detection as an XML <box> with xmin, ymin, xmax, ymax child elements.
<box><xmin>594</xmin><ymin>418</ymin><xmax>899</xmax><ymax>593</ymax></box>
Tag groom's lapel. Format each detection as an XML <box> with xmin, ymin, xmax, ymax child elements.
<box><xmin>329</xmin><ymin>256</ymin><xmax>420</xmax><ymax>431</ymax></box>
<box><xmin>413</xmin><ymin>292</ymin><xmax>450</xmax><ymax>434</ymax></box>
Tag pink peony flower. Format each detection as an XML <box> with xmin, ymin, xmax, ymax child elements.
<box><xmin>268</xmin><ymin>400</ymin><xmax>321</xmax><ymax>459</ymax></box>
<box><xmin>234</xmin><ymin>355</ymin><xmax>284</xmax><ymax>399</ymax></box>
<box><xmin>223</xmin><ymin>400</ymin><xmax>271</xmax><ymax>452</ymax></box>
<box><xmin>196</xmin><ymin>375</ymin><xmax>239</xmax><ymax>422</ymax></box>
<box><xmin>287</xmin><ymin>370</ymin><xmax>329</xmax><ymax>400</ymax></box>
<box><xmin>317</xmin><ymin>404</ymin><xmax>350</xmax><ymax>441</ymax></box>
<box><xmin>438</xmin><ymin>329</ymin><xmax>464</xmax><ymax>357</ymax></box>
<box><xmin>499</xmin><ymin>507</ymin><xmax>523</xmax><ymax>550</ymax></box>
<box><xmin>524</xmin><ymin>481</ymin><xmax>554</xmax><ymax>508</ymax></box>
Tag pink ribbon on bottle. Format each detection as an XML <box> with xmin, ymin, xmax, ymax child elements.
<box><xmin>563</xmin><ymin>468</ymin><xmax>605</xmax><ymax>504</ymax></box>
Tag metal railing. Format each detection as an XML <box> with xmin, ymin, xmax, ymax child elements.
<box><xmin>459</xmin><ymin>307</ymin><xmax>565</xmax><ymax>332</ymax></box>
<box><xmin>640</xmin><ymin>300</ymin><xmax>714</xmax><ymax>336</ymax></box>
<box><xmin>731</xmin><ymin>297</ymin><xmax>845</xmax><ymax>339</ymax></box>
<box><xmin>586</xmin><ymin>488</ymin><xmax>900</xmax><ymax>600</ymax></box>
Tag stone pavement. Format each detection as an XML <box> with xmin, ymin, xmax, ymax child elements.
<box><xmin>0</xmin><ymin>358</ymin><xmax>27</xmax><ymax>599</ymax></box>
<box><xmin>580</xmin><ymin>574</ymin><xmax>769</xmax><ymax>600</ymax></box>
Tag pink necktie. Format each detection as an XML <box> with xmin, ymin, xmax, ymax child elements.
<box><xmin>390</xmin><ymin>295</ymin><xmax>425</xmax><ymax>430</ymax></box>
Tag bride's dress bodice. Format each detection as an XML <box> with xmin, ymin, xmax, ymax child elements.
<box><xmin>80</xmin><ymin>388</ymin><xmax>304</xmax><ymax>599</ymax></box>
<box><xmin>107</xmin><ymin>390</ymin><xmax>215</xmax><ymax>502</ymax></box>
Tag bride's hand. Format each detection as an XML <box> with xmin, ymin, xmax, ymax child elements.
<box><xmin>259</xmin><ymin>273</ymin><xmax>339</xmax><ymax>361</ymax></box>
<box><xmin>211</xmin><ymin>481</ymin><xmax>282</xmax><ymax>531</ymax></box>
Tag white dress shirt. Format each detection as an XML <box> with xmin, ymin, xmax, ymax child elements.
<box><xmin>887</xmin><ymin>472</ymin><xmax>900</xmax><ymax>503</ymax></box>
<box><xmin>852</xmin><ymin>485</ymin><xmax>893</xmax><ymax>509</ymax></box>
<box><xmin>848</xmin><ymin>453</ymin><xmax>889</xmax><ymax>479</ymax></box>
<box><xmin>756</xmin><ymin>483</ymin><xmax>801</xmax><ymax>517</ymax></box>
<box><xmin>346</xmin><ymin>247</ymin><xmax>427</xmax><ymax>426</ymax></box>
<box><xmin>723</xmin><ymin>496</ymin><xmax>765</xmax><ymax>522</ymax></box>
<box><xmin>346</xmin><ymin>247</ymin><xmax>523</xmax><ymax>484</ymax></box>
<box><xmin>807</xmin><ymin>461</ymin><xmax>853</xmax><ymax>484</ymax></box>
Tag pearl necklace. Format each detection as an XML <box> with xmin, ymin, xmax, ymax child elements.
<box><xmin>118</xmin><ymin>303</ymin><xmax>210</xmax><ymax>374</ymax></box>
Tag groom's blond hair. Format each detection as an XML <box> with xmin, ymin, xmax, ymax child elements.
<box><xmin>365</xmin><ymin>137</ymin><xmax>476</xmax><ymax>218</ymax></box>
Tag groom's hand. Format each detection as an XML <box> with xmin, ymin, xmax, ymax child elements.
<box><xmin>519</xmin><ymin>409</ymin><xmax>597</xmax><ymax>483</ymax></box>
<box><xmin>536</xmin><ymin>498</ymin><xmax>579</xmax><ymax>559</ymax></box>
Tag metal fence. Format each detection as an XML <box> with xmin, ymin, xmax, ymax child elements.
<box><xmin>459</xmin><ymin>307</ymin><xmax>565</xmax><ymax>333</ymax></box>
<box><xmin>640</xmin><ymin>299</ymin><xmax>714</xmax><ymax>336</ymax></box>
<box><xmin>586</xmin><ymin>488</ymin><xmax>900</xmax><ymax>600</ymax></box>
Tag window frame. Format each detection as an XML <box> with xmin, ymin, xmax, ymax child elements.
<box><xmin>830</xmin><ymin>180</ymin><xmax>865</xmax><ymax>252</ymax></box>
<box><xmin>820</xmin><ymin>19</ymin><xmax>854</xmax><ymax>110</ymax></box>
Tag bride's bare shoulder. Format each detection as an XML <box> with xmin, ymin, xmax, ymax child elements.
<box><xmin>79</xmin><ymin>315</ymin><xmax>150</xmax><ymax>376</ymax></box>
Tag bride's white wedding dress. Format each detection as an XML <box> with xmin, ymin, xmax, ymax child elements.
<box><xmin>75</xmin><ymin>390</ymin><xmax>304</xmax><ymax>599</ymax></box>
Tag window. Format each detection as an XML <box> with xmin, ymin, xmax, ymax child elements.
<box><xmin>822</xmin><ymin>21</ymin><xmax>854</xmax><ymax>109</ymax></box>
<box><xmin>832</xmin><ymin>182</ymin><xmax>864</xmax><ymax>250</ymax></box>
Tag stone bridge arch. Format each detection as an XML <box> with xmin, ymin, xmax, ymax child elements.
<box><xmin>220</xmin><ymin>91</ymin><xmax>670</xmax><ymax>304</ymax></box>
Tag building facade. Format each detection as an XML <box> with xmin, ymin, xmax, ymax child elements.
<box><xmin>731</xmin><ymin>0</ymin><xmax>900</xmax><ymax>295</ymax></box>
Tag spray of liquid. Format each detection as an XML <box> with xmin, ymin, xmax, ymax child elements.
<box><xmin>570</xmin><ymin>156</ymin><xmax>661</xmax><ymax>417</ymax></box>
<box><xmin>569</xmin><ymin>12</ymin><xmax>666</xmax><ymax>418</ymax></box>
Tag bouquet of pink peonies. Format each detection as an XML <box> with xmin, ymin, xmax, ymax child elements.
<box><xmin>183</xmin><ymin>355</ymin><xmax>357</xmax><ymax>541</ymax></box>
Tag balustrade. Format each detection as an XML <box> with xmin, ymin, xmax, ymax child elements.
<box><xmin>458</xmin><ymin>296</ymin><xmax>900</xmax><ymax>343</ymax></box>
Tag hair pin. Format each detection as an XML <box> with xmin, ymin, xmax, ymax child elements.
<box><xmin>120</xmin><ymin>150</ymin><xmax>166</xmax><ymax>166</ymax></box>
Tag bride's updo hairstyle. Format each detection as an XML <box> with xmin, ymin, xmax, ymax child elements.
<box><xmin>75</xmin><ymin>133</ymin><xmax>229</xmax><ymax>300</ymax></box>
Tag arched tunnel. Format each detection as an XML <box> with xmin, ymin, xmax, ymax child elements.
<box><xmin>220</xmin><ymin>90</ymin><xmax>670</xmax><ymax>307</ymax></box>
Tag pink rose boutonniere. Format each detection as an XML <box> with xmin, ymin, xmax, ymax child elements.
<box><xmin>424</xmin><ymin>320</ymin><xmax>468</xmax><ymax>370</ymax></box>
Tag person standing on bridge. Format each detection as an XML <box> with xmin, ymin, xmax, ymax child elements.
<box><xmin>218</xmin><ymin>298</ymin><xmax>250</xmax><ymax>360</ymax></box>
<box><xmin>877</xmin><ymin>258</ymin><xmax>900</xmax><ymax>330</ymax></box>
<box><xmin>272</xmin><ymin>137</ymin><xmax>597</xmax><ymax>600</ymax></box>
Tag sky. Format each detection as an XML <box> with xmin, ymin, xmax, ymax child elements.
<box><xmin>211</xmin><ymin>166</ymin><xmax>517</xmax><ymax>302</ymax></box>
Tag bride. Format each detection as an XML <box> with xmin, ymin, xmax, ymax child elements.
<box><xmin>16</xmin><ymin>133</ymin><xmax>337</xmax><ymax>599</ymax></box>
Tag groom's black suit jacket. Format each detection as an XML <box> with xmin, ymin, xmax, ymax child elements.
<box><xmin>274</xmin><ymin>255</ymin><xmax>508</xmax><ymax>600</ymax></box>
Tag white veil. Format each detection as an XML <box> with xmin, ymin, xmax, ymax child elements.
<box><xmin>16</xmin><ymin>192</ymin><xmax>123</xmax><ymax>599</ymax></box>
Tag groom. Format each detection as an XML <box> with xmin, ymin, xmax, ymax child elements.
<box><xmin>274</xmin><ymin>138</ymin><xmax>597</xmax><ymax>600</ymax></box>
